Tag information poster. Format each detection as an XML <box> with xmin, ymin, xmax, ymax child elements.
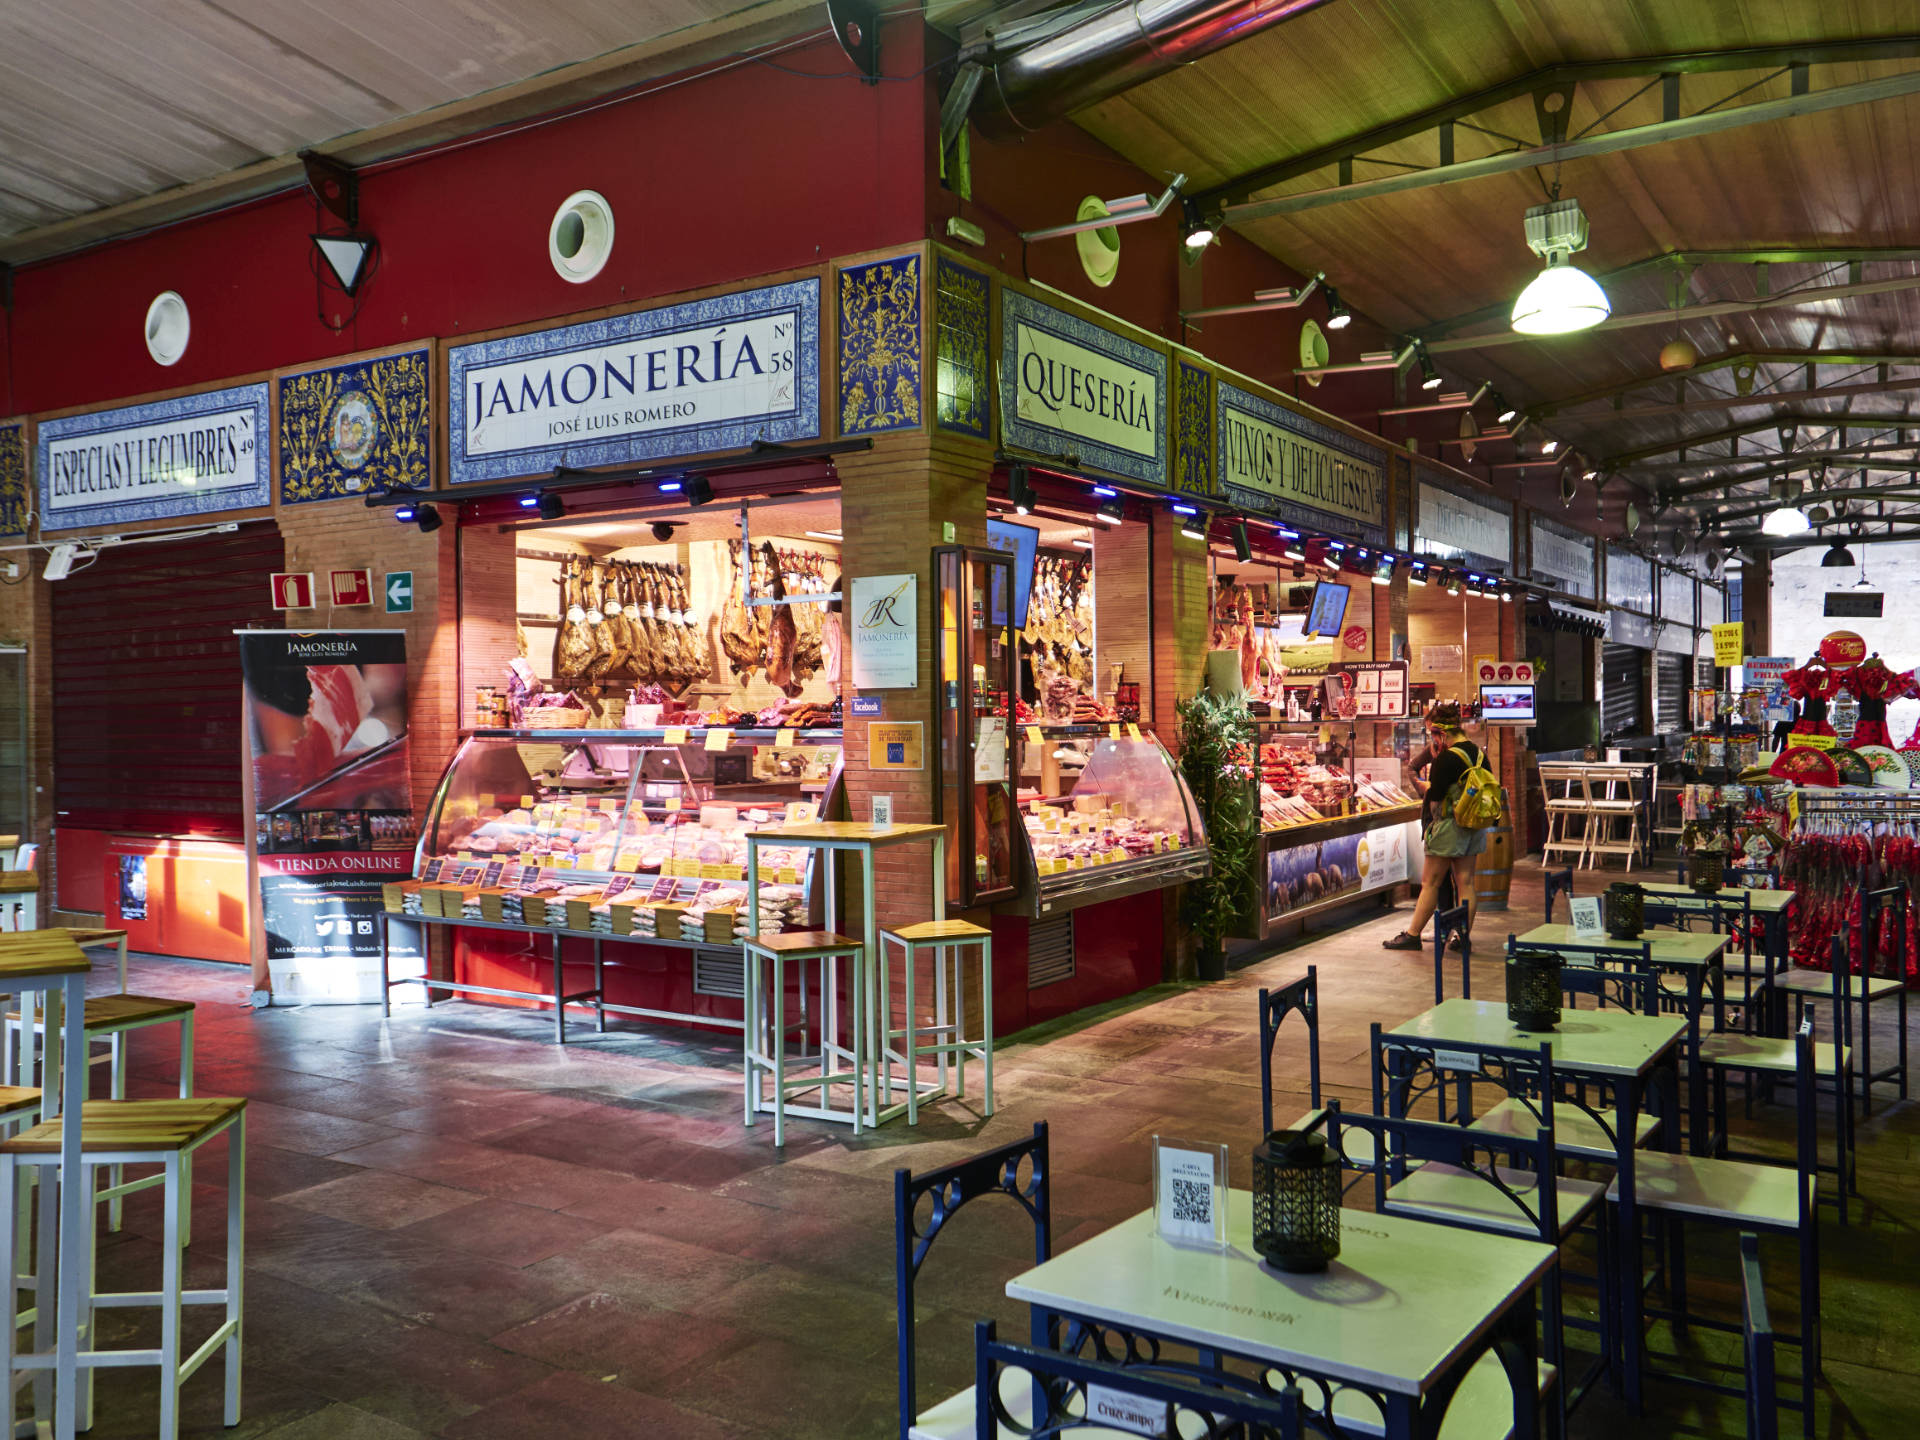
<box><xmin>850</xmin><ymin>573</ymin><xmax>918</xmax><ymax>689</ymax></box>
<box><xmin>239</xmin><ymin>629</ymin><xmax>422</xmax><ymax>1003</ymax></box>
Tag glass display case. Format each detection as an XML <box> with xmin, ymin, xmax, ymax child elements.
<box><xmin>411</xmin><ymin>728</ymin><xmax>844</xmax><ymax>937</ymax></box>
<box><xmin>1008</xmin><ymin>727</ymin><xmax>1210</xmax><ymax>916</ymax></box>
<box><xmin>936</xmin><ymin>546</ymin><xmax>1019</xmax><ymax>906</ymax></box>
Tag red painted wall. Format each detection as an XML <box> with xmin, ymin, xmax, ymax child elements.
<box><xmin>0</xmin><ymin>25</ymin><xmax>927</xmax><ymax>418</ymax></box>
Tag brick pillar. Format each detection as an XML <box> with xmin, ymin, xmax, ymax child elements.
<box><xmin>1150</xmin><ymin>510</ymin><xmax>1209</xmax><ymax>743</ymax></box>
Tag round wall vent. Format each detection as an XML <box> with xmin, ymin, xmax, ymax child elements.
<box><xmin>144</xmin><ymin>291</ymin><xmax>190</xmax><ymax>366</ymax></box>
<box><xmin>549</xmin><ymin>190</ymin><xmax>614</xmax><ymax>284</ymax></box>
<box><xmin>1298</xmin><ymin>319</ymin><xmax>1328</xmax><ymax>386</ymax></box>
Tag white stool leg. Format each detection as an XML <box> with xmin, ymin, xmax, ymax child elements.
<box><xmin>932</xmin><ymin>943</ymin><xmax>950</xmax><ymax>1098</ymax></box>
<box><xmin>953</xmin><ymin>945</ymin><xmax>968</xmax><ymax>1104</ymax></box>
<box><xmin>980</xmin><ymin>937</ymin><xmax>995</xmax><ymax>1117</ymax></box>
<box><xmin>77</xmin><ymin>1159</ymin><xmax>97</xmax><ymax>1431</ymax></box>
<box><xmin>903</xmin><ymin>942</ymin><xmax>919</xmax><ymax>1127</ymax></box>
<box><xmin>850</xmin><ymin>952</ymin><xmax>865</xmax><ymax>1137</ymax></box>
<box><xmin>225</xmin><ymin>1119</ymin><xmax>244</xmax><ymax>1426</ymax></box>
<box><xmin>178</xmin><ymin>1012</ymin><xmax>195</xmax><ymax>1250</ymax></box>
<box><xmin>0</xmin><ymin>1153</ymin><xmax>13</xmax><ymax>1438</ymax></box>
<box><xmin>109</xmin><ymin>1032</ymin><xmax>126</xmax><ymax>1234</ymax></box>
<box><xmin>771</xmin><ymin>957</ymin><xmax>786</xmax><ymax>1150</ymax></box>
<box><xmin>159</xmin><ymin>1152</ymin><xmax>182</xmax><ymax>1439</ymax></box>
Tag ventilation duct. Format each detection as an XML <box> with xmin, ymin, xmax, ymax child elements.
<box><xmin>970</xmin><ymin>0</ymin><xmax>1336</xmax><ymax>138</ymax></box>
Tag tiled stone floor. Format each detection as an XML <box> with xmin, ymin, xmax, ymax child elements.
<box><xmin>61</xmin><ymin>859</ymin><xmax>1920</xmax><ymax>1436</ymax></box>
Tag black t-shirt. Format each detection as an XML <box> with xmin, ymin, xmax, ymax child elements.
<box><xmin>1424</xmin><ymin>740</ymin><xmax>1482</xmax><ymax>825</ymax></box>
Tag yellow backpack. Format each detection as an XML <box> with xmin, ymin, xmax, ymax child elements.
<box><xmin>1448</xmin><ymin>744</ymin><xmax>1505</xmax><ymax>830</ymax></box>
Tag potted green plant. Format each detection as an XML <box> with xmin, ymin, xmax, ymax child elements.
<box><xmin>1177</xmin><ymin>689</ymin><xmax>1258</xmax><ymax>980</ymax></box>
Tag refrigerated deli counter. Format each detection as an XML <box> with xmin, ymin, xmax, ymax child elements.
<box><xmin>397</xmin><ymin>726</ymin><xmax>843</xmax><ymax>1027</ymax></box>
<box><xmin>1248</xmin><ymin>724</ymin><xmax>1421</xmax><ymax>941</ymax></box>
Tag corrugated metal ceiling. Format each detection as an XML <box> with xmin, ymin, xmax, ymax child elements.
<box><xmin>0</xmin><ymin>0</ymin><xmax>808</xmax><ymax>250</ymax></box>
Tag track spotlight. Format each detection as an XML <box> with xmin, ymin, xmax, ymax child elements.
<box><xmin>1181</xmin><ymin>199</ymin><xmax>1216</xmax><ymax>250</ymax></box>
<box><xmin>1230</xmin><ymin>518</ymin><xmax>1252</xmax><ymax>563</ymax></box>
<box><xmin>652</xmin><ymin>521</ymin><xmax>677</xmax><ymax>542</ymax></box>
<box><xmin>1407</xmin><ymin>563</ymin><xmax>1428</xmax><ymax>587</ymax></box>
<box><xmin>684</xmin><ymin>475</ymin><xmax>715</xmax><ymax>506</ymax></box>
<box><xmin>1009</xmin><ymin>465</ymin><xmax>1036</xmax><ymax>515</ymax></box>
<box><xmin>535</xmin><ymin>490</ymin><xmax>565</xmax><ymax>521</ymax></box>
<box><xmin>1414</xmin><ymin>340</ymin><xmax>1443</xmax><ymax>391</ymax></box>
<box><xmin>1091</xmin><ymin>483</ymin><xmax>1118</xmax><ymax>498</ymax></box>
<box><xmin>657</xmin><ymin>479</ymin><xmax>684</xmax><ymax>494</ymax></box>
<box><xmin>1170</xmin><ymin>500</ymin><xmax>1199</xmax><ymax>516</ymax></box>
<box><xmin>1324</xmin><ymin>286</ymin><xmax>1351</xmax><ymax>331</ymax></box>
<box><xmin>1493</xmin><ymin>393</ymin><xmax>1518</xmax><ymax>425</ymax></box>
<box><xmin>1179</xmin><ymin>514</ymin><xmax>1208</xmax><ymax>542</ymax></box>
<box><xmin>402</xmin><ymin>502</ymin><xmax>441</xmax><ymax>533</ymax></box>
<box><xmin>1372</xmin><ymin>555</ymin><xmax>1394</xmax><ymax>587</ymax></box>
<box><xmin>1096</xmin><ymin>498</ymin><xmax>1125</xmax><ymax>525</ymax></box>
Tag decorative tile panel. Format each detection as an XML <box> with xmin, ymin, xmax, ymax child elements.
<box><xmin>838</xmin><ymin>255</ymin><xmax>922</xmax><ymax>436</ymax></box>
<box><xmin>934</xmin><ymin>256</ymin><xmax>991</xmax><ymax>438</ymax></box>
<box><xmin>279</xmin><ymin>346</ymin><xmax>431</xmax><ymax>504</ymax></box>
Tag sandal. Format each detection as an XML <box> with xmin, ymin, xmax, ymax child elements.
<box><xmin>1381</xmin><ymin>931</ymin><xmax>1423</xmax><ymax>951</ymax></box>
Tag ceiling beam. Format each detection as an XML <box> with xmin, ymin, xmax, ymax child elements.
<box><xmin>1643</xmin><ymin>440</ymin><xmax>1920</xmax><ymax>491</ymax></box>
<box><xmin>1603</xmin><ymin>413</ymin><xmax>1911</xmax><ymax>466</ymax></box>
<box><xmin>1529</xmin><ymin>349</ymin><xmax>1920</xmax><ymax>416</ymax></box>
<box><xmin>1200</xmin><ymin>37</ymin><xmax>1920</xmax><ymax>215</ymax></box>
<box><xmin>1293</xmin><ymin>273</ymin><xmax>1920</xmax><ymax>376</ymax></box>
<box><xmin>1421</xmin><ymin>251</ymin><xmax>1920</xmax><ymax>339</ymax></box>
<box><xmin>1745</xmin><ymin>526</ymin><xmax>1920</xmax><ymax>550</ymax></box>
<box><xmin>1553</xmin><ymin>373</ymin><xmax>1920</xmax><ymax>424</ymax></box>
<box><xmin>1219</xmin><ymin>67</ymin><xmax>1920</xmax><ymax>223</ymax></box>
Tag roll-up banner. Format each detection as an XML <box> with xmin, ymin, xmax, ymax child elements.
<box><xmin>238</xmin><ymin>629</ymin><xmax>422</xmax><ymax>1003</ymax></box>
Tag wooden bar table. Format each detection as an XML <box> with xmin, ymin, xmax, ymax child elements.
<box><xmin>745</xmin><ymin>821</ymin><xmax>946</xmax><ymax>1129</ymax></box>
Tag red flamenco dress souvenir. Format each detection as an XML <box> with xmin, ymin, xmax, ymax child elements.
<box><xmin>1843</xmin><ymin>654</ymin><xmax>1908</xmax><ymax>750</ymax></box>
<box><xmin>1781</xmin><ymin>657</ymin><xmax>1842</xmax><ymax>737</ymax></box>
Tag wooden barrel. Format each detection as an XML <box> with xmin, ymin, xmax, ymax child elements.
<box><xmin>1474</xmin><ymin>822</ymin><xmax>1515</xmax><ymax>910</ymax></box>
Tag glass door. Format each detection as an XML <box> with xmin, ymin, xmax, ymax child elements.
<box><xmin>935</xmin><ymin>547</ymin><xmax>1017</xmax><ymax>905</ymax></box>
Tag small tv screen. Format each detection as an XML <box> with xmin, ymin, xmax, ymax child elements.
<box><xmin>1304</xmin><ymin>580</ymin><xmax>1350</xmax><ymax>638</ymax></box>
<box><xmin>1480</xmin><ymin>684</ymin><xmax>1537</xmax><ymax>723</ymax></box>
<box><xmin>985</xmin><ymin>517</ymin><xmax>1040</xmax><ymax>629</ymax></box>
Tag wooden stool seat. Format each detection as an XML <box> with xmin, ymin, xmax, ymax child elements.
<box><xmin>0</xmin><ymin>937</ymin><xmax>87</xmax><ymax>978</ymax></box>
<box><xmin>886</xmin><ymin>919</ymin><xmax>991</xmax><ymax>943</ymax></box>
<box><xmin>9</xmin><ymin>994</ymin><xmax>194</xmax><ymax>1031</ymax></box>
<box><xmin>0</xmin><ymin>1085</ymin><xmax>37</xmax><ymax>1119</ymax></box>
<box><xmin>0</xmin><ymin>873</ymin><xmax>39</xmax><ymax>894</ymax></box>
<box><xmin>1</xmin><ymin>1097</ymin><xmax>245</xmax><ymax>1155</ymax></box>
<box><xmin>62</xmin><ymin>929</ymin><xmax>128</xmax><ymax>949</ymax></box>
<box><xmin>747</xmin><ymin>929</ymin><xmax>863</xmax><ymax>954</ymax></box>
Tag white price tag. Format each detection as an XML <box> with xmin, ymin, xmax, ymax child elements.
<box><xmin>1434</xmin><ymin>1048</ymin><xmax>1483</xmax><ymax>1073</ymax></box>
<box><xmin>1084</xmin><ymin>1385</ymin><xmax>1170</xmax><ymax>1438</ymax></box>
<box><xmin>1152</xmin><ymin>1136</ymin><xmax>1226</xmax><ymax>1250</ymax></box>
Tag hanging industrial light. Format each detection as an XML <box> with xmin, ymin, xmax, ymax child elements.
<box><xmin>1510</xmin><ymin>198</ymin><xmax>1611</xmax><ymax>335</ymax></box>
<box><xmin>1760</xmin><ymin>505</ymin><xmax>1810</xmax><ymax>537</ymax></box>
<box><xmin>1821</xmin><ymin>541</ymin><xmax>1856</xmax><ymax>567</ymax></box>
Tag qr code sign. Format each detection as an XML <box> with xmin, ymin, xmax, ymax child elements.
<box><xmin>1170</xmin><ymin>1177</ymin><xmax>1211</xmax><ymax>1225</ymax></box>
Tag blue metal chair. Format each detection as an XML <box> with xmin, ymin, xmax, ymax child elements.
<box><xmin>1258</xmin><ymin>967</ymin><xmax>1319</xmax><ymax>1138</ymax></box>
<box><xmin>895</xmin><ymin>1123</ymin><xmax>1052</xmax><ymax>1440</ymax></box>
<box><xmin>1774</xmin><ymin>883</ymin><xmax>1908</xmax><ymax>1112</ymax></box>
<box><xmin>1433</xmin><ymin>904</ymin><xmax>1472</xmax><ymax>1003</ymax></box>
<box><xmin>1741</xmin><ymin>1233</ymin><xmax>1779</xmax><ymax>1440</ymax></box>
<box><xmin>971</xmin><ymin>1320</ymin><xmax>1305</xmax><ymax>1440</ymax></box>
<box><xmin>1543</xmin><ymin>867</ymin><xmax>1575</xmax><ymax>923</ymax></box>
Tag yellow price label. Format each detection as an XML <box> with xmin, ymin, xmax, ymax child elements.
<box><xmin>1108</xmin><ymin>724</ymin><xmax>1121</xmax><ymax>739</ymax></box>
<box><xmin>519</xmin><ymin>795</ymin><xmax>536</xmax><ymax>809</ymax></box>
<box><xmin>598</xmin><ymin>797</ymin><xmax>620</xmax><ymax>810</ymax></box>
<box><xmin>1786</xmin><ymin>733</ymin><xmax>1835</xmax><ymax>751</ymax></box>
<box><xmin>613</xmin><ymin>853</ymin><xmax>640</xmax><ymax>874</ymax></box>
<box><xmin>1126</xmin><ymin>723</ymin><xmax>1142</xmax><ymax>741</ymax></box>
<box><xmin>775</xmin><ymin>867</ymin><xmax>800</xmax><ymax>885</ymax></box>
<box><xmin>1025</xmin><ymin>725</ymin><xmax>1044</xmax><ymax>747</ymax></box>
<box><xmin>705</xmin><ymin>727</ymin><xmax>733</xmax><ymax>752</ymax></box>
<box><xmin>700</xmin><ymin>863</ymin><xmax>746</xmax><ymax>881</ymax></box>
<box><xmin>775</xmin><ymin>728</ymin><xmax>797</xmax><ymax>749</ymax></box>
<box><xmin>663</xmin><ymin>727</ymin><xmax>689</xmax><ymax>745</ymax></box>
<box><xmin>664</xmin><ymin>796</ymin><xmax>682</xmax><ymax>812</ymax></box>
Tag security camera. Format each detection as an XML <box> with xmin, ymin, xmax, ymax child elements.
<box><xmin>43</xmin><ymin>544</ymin><xmax>81</xmax><ymax>581</ymax></box>
<box><xmin>651</xmin><ymin>521</ymin><xmax>676</xmax><ymax>543</ymax></box>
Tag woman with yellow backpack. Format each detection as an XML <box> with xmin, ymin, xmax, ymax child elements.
<box><xmin>1381</xmin><ymin>702</ymin><xmax>1503</xmax><ymax>952</ymax></box>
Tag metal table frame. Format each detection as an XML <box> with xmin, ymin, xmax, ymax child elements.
<box><xmin>378</xmin><ymin>910</ymin><xmax>747</xmax><ymax>1044</ymax></box>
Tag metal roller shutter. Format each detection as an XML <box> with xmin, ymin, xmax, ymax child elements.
<box><xmin>1601</xmin><ymin>643</ymin><xmax>1643</xmax><ymax>737</ymax></box>
<box><xmin>1653</xmin><ymin>652</ymin><xmax>1688</xmax><ymax>735</ymax></box>
<box><xmin>51</xmin><ymin>525</ymin><xmax>285</xmax><ymax>838</ymax></box>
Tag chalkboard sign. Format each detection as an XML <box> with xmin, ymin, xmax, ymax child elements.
<box><xmin>1824</xmin><ymin>591</ymin><xmax>1884</xmax><ymax>618</ymax></box>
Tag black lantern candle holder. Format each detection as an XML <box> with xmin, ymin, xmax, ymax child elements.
<box><xmin>1506</xmin><ymin>949</ymin><xmax>1562</xmax><ymax>1032</ymax></box>
<box><xmin>1604</xmin><ymin>881</ymin><xmax>1645</xmax><ymax>940</ymax></box>
<box><xmin>1251</xmin><ymin>1124</ymin><xmax>1342</xmax><ymax>1273</ymax></box>
<box><xmin>1690</xmin><ymin>849</ymin><xmax>1726</xmax><ymax>895</ymax></box>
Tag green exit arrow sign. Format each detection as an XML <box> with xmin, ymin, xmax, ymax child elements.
<box><xmin>385</xmin><ymin>571</ymin><xmax>414</xmax><ymax>613</ymax></box>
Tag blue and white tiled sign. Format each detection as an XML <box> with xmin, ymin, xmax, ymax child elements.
<box><xmin>37</xmin><ymin>382</ymin><xmax>271</xmax><ymax>533</ymax></box>
<box><xmin>447</xmin><ymin>278</ymin><xmax>821</xmax><ymax>485</ymax></box>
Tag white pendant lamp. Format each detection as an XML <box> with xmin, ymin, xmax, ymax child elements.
<box><xmin>1760</xmin><ymin>505</ymin><xmax>1810</xmax><ymax>537</ymax></box>
<box><xmin>1510</xmin><ymin>198</ymin><xmax>1610</xmax><ymax>335</ymax></box>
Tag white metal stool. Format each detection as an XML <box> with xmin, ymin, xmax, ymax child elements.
<box><xmin>878</xmin><ymin>920</ymin><xmax>995</xmax><ymax>1124</ymax></box>
<box><xmin>743</xmin><ymin>930</ymin><xmax>869</xmax><ymax>1147</ymax></box>
<box><xmin>1</xmin><ymin>1097</ymin><xmax>245</xmax><ymax>1439</ymax></box>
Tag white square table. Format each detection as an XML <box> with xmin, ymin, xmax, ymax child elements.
<box><xmin>1007</xmin><ymin>1192</ymin><xmax>1554</xmax><ymax>1440</ymax></box>
<box><xmin>1380</xmin><ymin>998</ymin><xmax>1686</xmax><ymax>1417</ymax></box>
